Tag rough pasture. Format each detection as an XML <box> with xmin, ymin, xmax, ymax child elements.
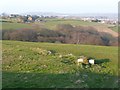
<box><xmin>2</xmin><ymin>40</ymin><xmax>118</xmax><ymax>88</ymax></box>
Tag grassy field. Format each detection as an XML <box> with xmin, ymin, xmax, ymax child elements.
<box><xmin>1</xmin><ymin>22</ymin><xmax>33</xmax><ymax>30</ymax></box>
<box><xmin>2</xmin><ymin>40</ymin><xmax>118</xmax><ymax>88</ymax></box>
<box><xmin>1</xmin><ymin>18</ymin><xmax>118</xmax><ymax>88</ymax></box>
<box><xmin>1</xmin><ymin>18</ymin><xmax>110</xmax><ymax>30</ymax></box>
<box><xmin>35</xmin><ymin>18</ymin><xmax>108</xmax><ymax>30</ymax></box>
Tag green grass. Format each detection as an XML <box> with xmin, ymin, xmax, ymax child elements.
<box><xmin>1</xmin><ymin>22</ymin><xmax>33</xmax><ymax>30</ymax></box>
<box><xmin>37</xmin><ymin>19</ymin><xmax>106</xmax><ymax>30</ymax></box>
<box><xmin>1</xmin><ymin>18</ymin><xmax>116</xmax><ymax>33</ymax></box>
<box><xmin>2</xmin><ymin>40</ymin><xmax>118</xmax><ymax>88</ymax></box>
<box><xmin>1</xmin><ymin>18</ymin><xmax>118</xmax><ymax>88</ymax></box>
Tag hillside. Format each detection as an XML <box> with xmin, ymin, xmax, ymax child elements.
<box><xmin>2</xmin><ymin>19</ymin><xmax>118</xmax><ymax>46</ymax></box>
<box><xmin>1</xmin><ymin>18</ymin><xmax>118</xmax><ymax>37</ymax></box>
<box><xmin>2</xmin><ymin>40</ymin><xmax>118</xmax><ymax>88</ymax></box>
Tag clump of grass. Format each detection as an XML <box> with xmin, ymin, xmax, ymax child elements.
<box><xmin>60</xmin><ymin>54</ymin><xmax>77</xmax><ymax>64</ymax></box>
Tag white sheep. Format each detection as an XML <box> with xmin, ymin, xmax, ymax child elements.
<box><xmin>88</xmin><ymin>59</ymin><xmax>94</xmax><ymax>65</ymax></box>
<box><xmin>77</xmin><ymin>58</ymin><xmax>84</xmax><ymax>65</ymax></box>
<box><xmin>77</xmin><ymin>58</ymin><xmax>84</xmax><ymax>63</ymax></box>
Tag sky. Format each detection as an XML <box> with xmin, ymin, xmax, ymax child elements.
<box><xmin>0</xmin><ymin>0</ymin><xmax>119</xmax><ymax>14</ymax></box>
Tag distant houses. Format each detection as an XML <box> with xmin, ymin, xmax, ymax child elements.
<box><xmin>0</xmin><ymin>14</ymin><xmax>40</xmax><ymax>23</ymax></box>
<box><xmin>0</xmin><ymin>13</ymin><xmax>118</xmax><ymax>25</ymax></box>
<box><xmin>80</xmin><ymin>17</ymin><xmax>118</xmax><ymax>25</ymax></box>
<box><xmin>6</xmin><ymin>14</ymin><xmax>49</xmax><ymax>23</ymax></box>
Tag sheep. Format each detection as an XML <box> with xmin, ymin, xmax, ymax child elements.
<box><xmin>77</xmin><ymin>58</ymin><xmax>84</xmax><ymax>65</ymax></box>
<box><xmin>77</xmin><ymin>58</ymin><xmax>84</xmax><ymax>63</ymax></box>
<box><xmin>88</xmin><ymin>59</ymin><xmax>95</xmax><ymax>65</ymax></box>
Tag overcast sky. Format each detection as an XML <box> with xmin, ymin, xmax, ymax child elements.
<box><xmin>0</xmin><ymin>0</ymin><xmax>119</xmax><ymax>14</ymax></box>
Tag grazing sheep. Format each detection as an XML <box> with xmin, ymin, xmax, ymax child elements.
<box><xmin>77</xmin><ymin>58</ymin><xmax>84</xmax><ymax>63</ymax></box>
<box><xmin>88</xmin><ymin>59</ymin><xmax>95</xmax><ymax>65</ymax></box>
<box><xmin>77</xmin><ymin>56</ymin><xmax>89</xmax><ymax>65</ymax></box>
<box><xmin>77</xmin><ymin>58</ymin><xmax>84</xmax><ymax>65</ymax></box>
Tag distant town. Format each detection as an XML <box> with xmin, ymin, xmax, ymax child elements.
<box><xmin>0</xmin><ymin>13</ymin><xmax>118</xmax><ymax>25</ymax></box>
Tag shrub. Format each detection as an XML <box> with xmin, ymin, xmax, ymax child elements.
<box><xmin>61</xmin><ymin>54</ymin><xmax>76</xmax><ymax>64</ymax></box>
<box><xmin>3</xmin><ymin>29</ymin><xmax>37</xmax><ymax>41</ymax></box>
